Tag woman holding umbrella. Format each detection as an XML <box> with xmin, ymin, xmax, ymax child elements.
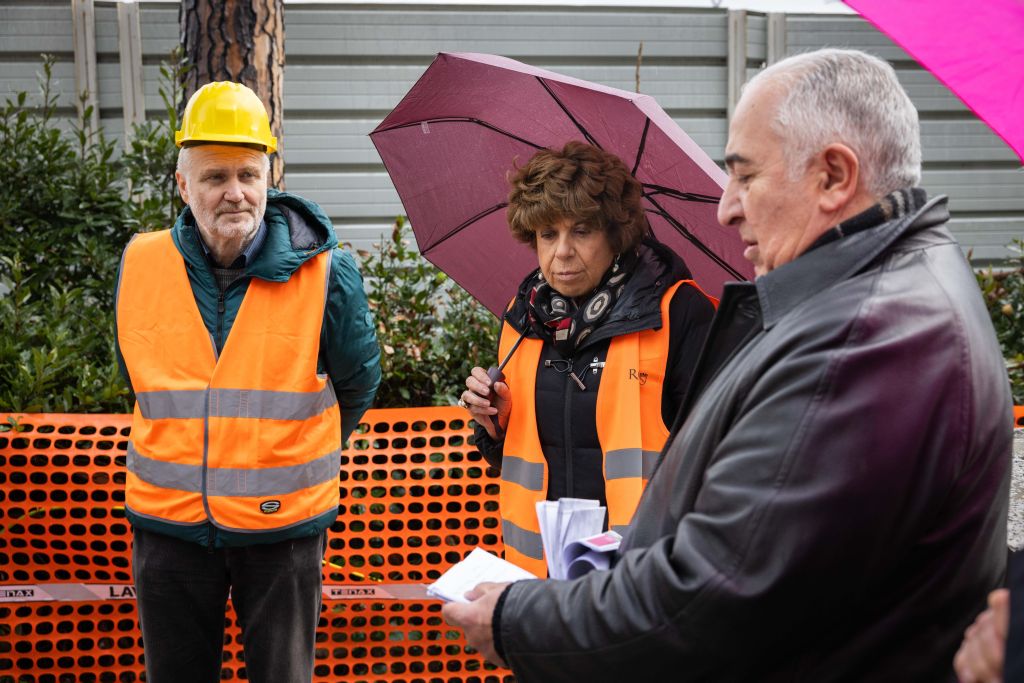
<box><xmin>458</xmin><ymin>141</ymin><xmax>716</xmax><ymax>575</ymax></box>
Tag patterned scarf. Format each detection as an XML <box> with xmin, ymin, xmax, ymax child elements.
<box><xmin>526</xmin><ymin>249</ymin><xmax>638</xmax><ymax>357</ymax></box>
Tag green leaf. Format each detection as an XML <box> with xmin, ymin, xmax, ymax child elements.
<box><xmin>360</xmin><ymin>219</ymin><xmax>499</xmax><ymax>407</ymax></box>
<box><xmin>0</xmin><ymin>51</ymin><xmax>183</xmax><ymax>413</ymax></box>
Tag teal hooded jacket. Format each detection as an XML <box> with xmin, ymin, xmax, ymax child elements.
<box><xmin>115</xmin><ymin>189</ymin><xmax>382</xmax><ymax>547</ymax></box>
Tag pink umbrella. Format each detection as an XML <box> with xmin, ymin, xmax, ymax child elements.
<box><xmin>844</xmin><ymin>0</ymin><xmax>1024</xmax><ymax>163</ymax></box>
<box><xmin>370</xmin><ymin>52</ymin><xmax>752</xmax><ymax>317</ymax></box>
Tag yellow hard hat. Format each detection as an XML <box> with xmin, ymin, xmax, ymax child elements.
<box><xmin>175</xmin><ymin>81</ymin><xmax>278</xmax><ymax>153</ymax></box>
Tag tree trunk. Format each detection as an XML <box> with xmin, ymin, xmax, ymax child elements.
<box><xmin>180</xmin><ymin>0</ymin><xmax>286</xmax><ymax>188</ymax></box>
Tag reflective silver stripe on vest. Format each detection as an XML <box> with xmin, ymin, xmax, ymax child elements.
<box><xmin>209</xmin><ymin>385</ymin><xmax>337</xmax><ymax>421</ymax></box>
<box><xmin>500</xmin><ymin>455</ymin><xmax>545</xmax><ymax>492</ymax></box>
<box><xmin>137</xmin><ymin>390</ymin><xmax>208</xmax><ymax>419</ymax></box>
<box><xmin>206</xmin><ymin>448</ymin><xmax>341</xmax><ymax>497</ymax></box>
<box><xmin>127</xmin><ymin>442</ymin><xmax>341</xmax><ymax>497</ymax></box>
<box><xmin>502</xmin><ymin>518</ymin><xmax>544</xmax><ymax>560</ymax></box>
<box><xmin>604</xmin><ymin>448</ymin><xmax>661</xmax><ymax>481</ymax></box>
<box><xmin>127</xmin><ymin>442</ymin><xmax>203</xmax><ymax>492</ymax></box>
<box><xmin>136</xmin><ymin>384</ymin><xmax>337</xmax><ymax>421</ymax></box>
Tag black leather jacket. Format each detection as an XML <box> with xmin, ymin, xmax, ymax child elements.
<box><xmin>497</xmin><ymin>196</ymin><xmax>1013</xmax><ymax>682</ymax></box>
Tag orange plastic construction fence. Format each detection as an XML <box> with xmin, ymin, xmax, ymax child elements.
<box><xmin>0</xmin><ymin>408</ymin><xmax>513</xmax><ymax>683</ymax></box>
<box><xmin>1015</xmin><ymin>404</ymin><xmax>1024</xmax><ymax>428</ymax></box>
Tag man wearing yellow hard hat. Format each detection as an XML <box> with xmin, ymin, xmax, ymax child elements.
<box><xmin>114</xmin><ymin>81</ymin><xmax>381</xmax><ymax>682</ymax></box>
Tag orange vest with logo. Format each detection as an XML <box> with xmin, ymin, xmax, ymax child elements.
<box><xmin>116</xmin><ymin>230</ymin><xmax>341</xmax><ymax>533</ymax></box>
<box><xmin>498</xmin><ymin>280</ymin><xmax>714</xmax><ymax>575</ymax></box>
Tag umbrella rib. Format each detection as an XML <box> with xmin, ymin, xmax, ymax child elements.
<box><xmin>632</xmin><ymin>118</ymin><xmax>651</xmax><ymax>176</ymax></box>
<box><xmin>642</xmin><ymin>184</ymin><xmax>721</xmax><ymax>204</ymax></box>
<box><xmin>421</xmin><ymin>202</ymin><xmax>510</xmax><ymax>255</ymax></box>
<box><xmin>371</xmin><ymin>117</ymin><xmax>545</xmax><ymax>151</ymax></box>
<box><xmin>644</xmin><ymin>197</ymin><xmax>747</xmax><ymax>281</ymax></box>
<box><xmin>535</xmin><ymin>77</ymin><xmax>602</xmax><ymax>150</ymax></box>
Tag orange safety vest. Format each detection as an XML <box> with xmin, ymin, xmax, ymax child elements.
<box><xmin>116</xmin><ymin>230</ymin><xmax>341</xmax><ymax>533</ymax></box>
<box><xmin>498</xmin><ymin>280</ymin><xmax>713</xmax><ymax>575</ymax></box>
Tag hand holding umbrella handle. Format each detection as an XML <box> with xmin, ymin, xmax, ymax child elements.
<box><xmin>481</xmin><ymin>328</ymin><xmax>526</xmax><ymax>440</ymax></box>
<box><xmin>485</xmin><ymin>366</ymin><xmax>506</xmax><ymax>438</ymax></box>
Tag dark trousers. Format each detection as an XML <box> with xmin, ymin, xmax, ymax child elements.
<box><xmin>132</xmin><ymin>528</ymin><xmax>326</xmax><ymax>683</ymax></box>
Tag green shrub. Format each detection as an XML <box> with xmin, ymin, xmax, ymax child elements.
<box><xmin>976</xmin><ymin>239</ymin><xmax>1024</xmax><ymax>405</ymax></box>
<box><xmin>121</xmin><ymin>52</ymin><xmax>190</xmax><ymax>232</ymax></box>
<box><xmin>0</xmin><ymin>53</ymin><xmax>497</xmax><ymax>415</ymax></box>
<box><xmin>1</xmin><ymin>54</ymin><xmax>1019</xmax><ymax>416</ymax></box>
<box><xmin>359</xmin><ymin>217</ymin><xmax>500</xmax><ymax>407</ymax></box>
<box><xmin>0</xmin><ymin>54</ymin><xmax>183</xmax><ymax>413</ymax></box>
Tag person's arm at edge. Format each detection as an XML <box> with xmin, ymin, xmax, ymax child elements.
<box><xmin>113</xmin><ymin>241</ymin><xmax>134</xmax><ymax>394</ymax></box>
<box><xmin>321</xmin><ymin>247</ymin><xmax>382</xmax><ymax>443</ymax></box>
<box><xmin>469</xmin><ymin>321</ymin><xmax>509</xmax><ymax>470</ymax></box>
<box><xmin>954</xmin><ymin>589</ymin><xmax>1009</xmax><ymax>683</ymax></box>
<box><xmin>473</xmin><ymin>422</ymin><xmax>504</xmax><ymax>470</ymax></box>
<box><xmin>114</xmin><ymin>338</ymin><xmax>133</xmax><ymax>395</ymax></box>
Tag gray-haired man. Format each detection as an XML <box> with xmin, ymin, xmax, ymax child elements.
<box><xmin>444</xmin><ymin>48</ymin><xmax>1013</xmax><ymax>681</ymax></box>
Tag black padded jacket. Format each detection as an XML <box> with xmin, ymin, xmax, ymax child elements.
<box><xmin>473</xmin><ymin>239</ymin><xmax>716</xmax><ymax>506</ymax></box>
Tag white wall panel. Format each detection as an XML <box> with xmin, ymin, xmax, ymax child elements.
<box><xmin>282</xmin><ymin>63</ymin><xmax>727</xmax><ymax>113</ymax></box>
<box><xmin>285</xmin><ymin>7</ymin><xmax>728</xmax><ymax>59</ymax></box>
<box><xmin>0</xmin><ymin>5</ymin><xmax>74</xmax><ymax>53</ymax></box>
<box><xmin>0</xmin><ymin>3</ymin><xmax>1019</xmax><ymax>261</ymax></box>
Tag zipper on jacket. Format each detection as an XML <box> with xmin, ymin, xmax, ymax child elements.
<box><xmin>214</xmin><ymin>275</ymin><xmax>249</xmax><ymax>352</ymax></box>
<box><xmin>563</xmin><ymin>359</ymin><xmax>574</xmax><ymax>498</ymax></box>
<box><xmin>206</xmin><ymin>525</ymin><xmax>214</xmax><ymax>554</ymax></box>
<box><xmin>215</xmin><ymin>292</ymin><xmax>226</xmax><ymax>350</ymax></box>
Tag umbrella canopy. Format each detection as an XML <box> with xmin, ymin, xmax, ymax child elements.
<box><xmin>844</xmin><ymin>0</ymin><xmax>1024</xmax><ymax>163</ymax></box>
<box><xmin>370</xmin><ymin>52</ymin><xmax>752</xmax><ymax>316</ymax></box>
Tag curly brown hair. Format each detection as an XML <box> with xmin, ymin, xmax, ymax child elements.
<box><xmin>506</xmin><ymin>141</ymin><xmax>646</xmax><ymax>253</ymax></box>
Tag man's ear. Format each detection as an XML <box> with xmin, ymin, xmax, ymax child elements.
<box><xmin>816</xmin><ymin>143</ymin><xmax>861</xmax><ymax>214</ymax></box>
<box><xmin>175</xmin><ymin>170</ymin><xmax>189</xmax><ymax>205</ymax></box>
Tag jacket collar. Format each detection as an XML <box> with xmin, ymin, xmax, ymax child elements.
<box><xmin>172</xmin><ymin>188</ymin><xmax>338</xmax><ymax>283</ymax></box>
<box><xmin>504</xmin><ymin>238</ymin><xmax>690</xmax><ymax>345</ymax></box>
<box><xmin>598</xmin><ymin>239</ymin><xmax>691</xmax><ymax>336</ymax></box>
<box><xmin>755</xmin><ymin>194</ymin><xmax>950</xmax><ymax>330</ymax></box>
<box><xmin>194</xmin><ymin>218</ymin><xmax>268</xmax><ymax>268</ymax></box>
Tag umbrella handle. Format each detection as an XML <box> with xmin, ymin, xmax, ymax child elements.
<box><xmin>486</xmin><ymin>366</ymin><xmax>506</xmax><ymax>439</ymax></box>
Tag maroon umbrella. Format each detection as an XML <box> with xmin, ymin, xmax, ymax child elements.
<box><xmin>370</xmin><ymin>52</ymin><xmax>752</xmax><ymax>317</ymax></box>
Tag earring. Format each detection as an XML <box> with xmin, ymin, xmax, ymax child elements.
<box><xmin>612</xmin><ymin>253</ymin><xmax>621</xmax><ymax>273</ymax></box>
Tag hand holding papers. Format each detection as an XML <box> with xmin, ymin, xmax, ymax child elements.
<box><xmin>427</xmin><ymin>548</ymin><xmax>536</xmax><ymax>603</ymax></box>
<box><xmin>429</xmin><ymin>499</ymin><xmax>622</xmax><ymax>603</ymax></box>
<box><xmin>536</xmin><ymin>498</ymin><xmax>621</xmax><ymax>580</ymax></box>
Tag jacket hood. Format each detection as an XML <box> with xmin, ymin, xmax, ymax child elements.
<box><xmin>505</xmin><ymin>237</ymin><xmax>693</xmax><ymax>346</ymax></box>
<box><xmin>172</xmin><ymin>188</ymin><xmax>338</xmax><ymax>281</ymax></box>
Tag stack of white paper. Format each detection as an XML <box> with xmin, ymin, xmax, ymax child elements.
<box><xmin>426</xmin><ymin>547</ymin><xmax>537</xmax><ymax>603</ymax></box>
<box><xmin>535</xmin><ymin>498</ymin><xmax>607</xmax><ymax>580</ymax></box>
<box><xmin>426</xmin><ymin>500</ymin><xmax>623</xmax><ymax>600</ymax></box>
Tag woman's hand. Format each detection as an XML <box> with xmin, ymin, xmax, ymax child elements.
<box><xmin>460</xmin><ymin>366</ymin><xmax>512</xmax><ymax>440</ymax></box>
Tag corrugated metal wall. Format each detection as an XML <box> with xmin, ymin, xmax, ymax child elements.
<box><xmin>783</xmin><ymin>14</ymin><xmax>1023</xmax><ymax>262</ymax></box>
<box><xmin>0</xmin><ymin>1</ymin><xmax>1020</xmax><ymax>261</ymax></box>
